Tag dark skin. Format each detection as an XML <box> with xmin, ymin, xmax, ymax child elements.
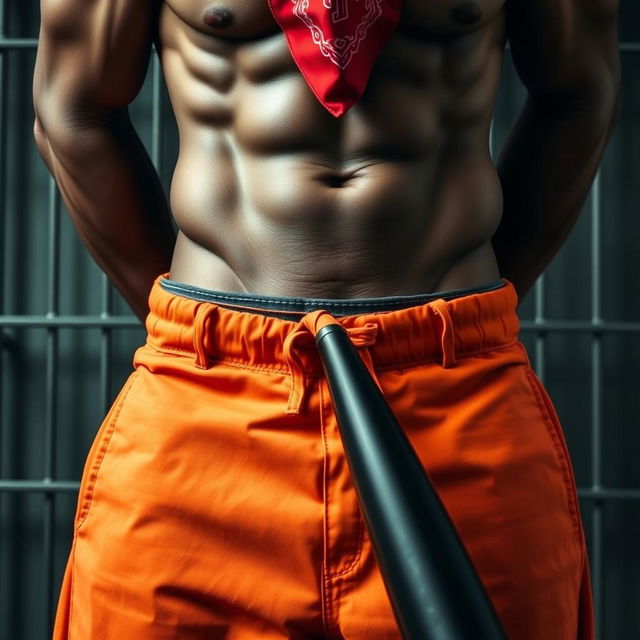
<box><xmin>33</xmin><ymin>0</ymin><xmax>620</xmax><ymax>323</ymax></box>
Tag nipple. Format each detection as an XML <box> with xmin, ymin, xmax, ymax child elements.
<box><xmin>450</xmin><ymin>2</ymin><xmax>483</xmax><ymax>25</ymax></box>
<box><xmin>203</xmin><ymin>6</ymin><xmax>234</xmax><ymax>28</ymax></box>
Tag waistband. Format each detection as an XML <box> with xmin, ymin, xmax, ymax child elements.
<box><xmin>159</xmin><ymin>278</ymin><xmax>506</xmax><ymax>319</ymax></box>
<box><xmin>143</xmin><ymin>273</ymin><xmax>520</xmax><ymax>376</ymax></box>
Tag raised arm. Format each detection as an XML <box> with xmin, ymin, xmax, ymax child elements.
<box><xmin>492</xmin><ymin>0</ymin><xmax>621</xmax><ymax>300</ymax></box>
<box><xmin>33</xmin><ymin>0</ymin><xmax>176</xmax><ymax>322</ymax></box>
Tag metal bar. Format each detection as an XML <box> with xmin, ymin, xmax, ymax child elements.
<box><xmin>0</xmin><ymin>316</ymin><xmax>140</xmax><ymax>328</ymax></box>
<box><xmin>520</xmin><ymin>320</ymin><xmax>640</xmax><ymax>333</ymax></box>
<box><xmin>0</xmin><ymin>34</ymin><xmax>637</xmax><ymax>53</ymax></box>
<box><xmin>151</xmin><ymin>53</ymin><xmax>162</xmax><ymax>169</ymax></box>
<box><xmin>489</xmin><ymin>118</ymin><xmax>495</xmax><ymax>162</ymax></box>
<box><xmin>578</xmin><ymin>488</ymin><xmax>640</xmax><ymax>501</ymax></box>
<box><xmin>0</xmin><ymin>315</ymin><xmax>638</xmax><ymax>332</ymax></box>
<box><xmin>2</xmin><ymin>481</ymin><xmax>639</xmax><ymax>499</ymax></box>
<box><xmin>590</xmin><ymin>171</ymin><xmax>604</xmax><ymax>639</ymax></box>
<box><xmin>0</xmin><ymin>480</ymin><xmax>80</xmax><ymax>493</ymax></box>
<box><xmin>0</xmin><ymin>2</ymin><xmax>7</xmax><ymax>636</ymax></box>
<box><xmin>100</xmin><ymin>276</ymin><xmax>114</xmax><ymax>415</ymax></box>
<box><xmin>0</xmin><ymin>34</ymin><xmax>637</xmax><ymax>52</ymax></box>
<box><xmin>533</xmin><ymin>273</ymin><xmax>546</xmax><ymax>382</ymax></box>
<box><xmin>0</xmin><ymin>38</ymin><xmax>38</xmax><ymax>50</ymax></box>
<box><xmin>487</xmin><ymin>41</ymin><xmax>640</xmax><ymax>54</ymax></box>
<box><xmin>0</xmin><ymin>1</ymin><xmax>5</xmax><ymax>317</ymax></box>
<box><xmin>0</xmin><ymin>39</ymin><xmax>168</xmax><ymax>51</ymax></box>
<box><xmin>591</xmin><ymin>174</ymin><xmax>603</xmax><ymax>494</ymax></box>
<box><xmin>43</xmin><ymin>178</ymin><xmax>61</xmax><ymax>636</ymax></box>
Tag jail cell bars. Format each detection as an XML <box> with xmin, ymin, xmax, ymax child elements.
<box><xmin>1</xmin><ymin>3</ymin><xmax>639</xmax><ymax>640</ymax></box>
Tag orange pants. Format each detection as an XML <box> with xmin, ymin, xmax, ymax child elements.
<box><xmin>53</xmin><ymin>275</ymin><xmax>594</xmax><ymax>639</ymax></box>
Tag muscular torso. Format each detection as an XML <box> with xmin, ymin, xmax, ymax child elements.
<box><xmin>160</xmin><ymin>0</ymin><xmax>507</xmax><ymax>297</ymax></box>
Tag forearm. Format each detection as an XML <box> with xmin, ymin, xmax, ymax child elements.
<box><xmin>493</xmin><ymin>92</ymin><xmax>620</xmax><ymax>300</ymax></box>
<box><xmin>34</xmin><ymin>108</ymin><xmax>176</xmax><ymax>322</ymax></box>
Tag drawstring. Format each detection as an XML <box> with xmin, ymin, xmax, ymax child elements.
<box><xmin>193</xmin><ymin>303</ymin><xmax>219</xmax><ymax>369</ymax></box>
<box><xmin>283</xmin><ymin>310</ymin><xmax>381</xmax><ymax>415</ymax></box>
<box><xmin>430</xmin><ymin>299</ymin><xmax>456</xmax><ymax>368</ymax></box>
<box><xmin>191</xmin><ymin>299</ymin><xmax>455</xmax><ymax>408</ymax></box>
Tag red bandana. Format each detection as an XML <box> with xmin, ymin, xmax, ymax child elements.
<box><xmin>266</xmin><ymin>0</ymin><xmax>402</xmax><ymax>117</ymax></box>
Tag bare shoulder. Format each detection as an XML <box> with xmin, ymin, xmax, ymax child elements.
<box><xmin>36</xmin><ymin>0</ymin><xmax>161</xmax><ymax>110</ymax></box>
<box><xmin>503</xmin><ymin>0</ymin><xmax>620</xmax><ymax>98</ymax></box>
<box><xmin>40</xmin><ymin>0</ymin><xmax>158</xmax><ymax>35</ymax></box>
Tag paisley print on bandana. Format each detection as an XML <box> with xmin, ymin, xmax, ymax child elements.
<box><xmin>266</xmin><ymin>0</ymin><xmax>402</xmax><ymax>117</ymax></box>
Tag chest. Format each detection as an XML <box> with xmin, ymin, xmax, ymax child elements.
<box><xmin>166</xmin><ymin>0</ymin><xmax>506</xmax><ymax>41</ymax></box>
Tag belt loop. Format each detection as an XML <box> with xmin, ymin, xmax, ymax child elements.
<box><xmin>431</xmin><ymin>299</ymin><xmax>456</xmax><ymax>369</ymax></box>
<box><xmin>283</xmin><ymin>327</ymin><xmax>311</xmax><ymax>415</ymax></box>
<box><xmin>193</xmin><ymin>303</ymin><xmax>218</xmax><ymax>369</ymax></box>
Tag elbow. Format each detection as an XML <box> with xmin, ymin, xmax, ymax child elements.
<box><xmin>32</xmin><ymin>98</ymin><xmax>76</xmax><ymax>167</ymax></box>
<box><xmin>608</xmin><ymin>87</ymin><xmax>622</xmax><ymax>131</ymax></box>
<box><xmin>33</xmin><ymin>100</ymin><xmax>56</xmax><ymax>167</ymax></box>
<box><xmin>33</xmin><ymin>114</ymin><xmax>48</xmax><ymax>152</ymax></box>
<box><xmin>590</xmin><ymin>83</ymin><xmax>622</xmax><ymax>144</ymax></box>
<box><xmin>592</xmin><ymin>65</ymin><xmax>622</xmax><ymax>132</ymax></box>
<box><xmin>33</xmin><ymin>77</ymin><xmax>132</xmax><ymax>140</ymax></box>
<box><xmin>590</xmin><ymin>95</ymin><xmax>619</xmax><ymax>139</ymax></box>
<box><xmin>33</xmin><ymin>95</ymin><xmax>123</xmax><ymax>160</ymax></box>
<box><xmin>33</xmin><ymin>94</ymin><xmax>71</xmax><ymax>156</ymax></box>
<box><xmin>582</xmin><ymin>86</ymin><xmax>622</xmax><ymax>143</ymax></box>
<box><xmin>33</xmin><ymin>106</ymin><xmax>95</xmax><ymax>170</ymax></box>
<box><xmin>33</xmin><ymin>113</ymin><xmax>78</xmax><ymax>158</ymax></box>
<box><xmin>587</xmin><ymin>69</ymin><xmax>622</xmax><ymax>129</ymax></box>
<box><xmin>33</xmin><ymin>79</ymin><xmax>52</xmax><ymax>145</ymax></box>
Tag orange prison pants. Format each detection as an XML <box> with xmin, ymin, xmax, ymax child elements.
<box><xmin>52</xmin><ymin>275</ymin><xmax>594</xmax><ymax>639</ymax></box>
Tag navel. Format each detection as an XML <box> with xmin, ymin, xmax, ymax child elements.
<box><xmin>203</xmin><ymin>6</ymin><xmax>234</xmax><ymax>28</ymax></box>
<box><xmin>450</xmin><ymin>2</ymin><xmax>483</xmax><ymax>25</ymax></box>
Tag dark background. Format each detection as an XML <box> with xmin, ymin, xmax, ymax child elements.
<box><xmin>0</xmin><ymin>1</ymin><xmax>638</xmax><ymax>638</ymax></box>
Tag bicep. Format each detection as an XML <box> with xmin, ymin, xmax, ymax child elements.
<box><xmin>504</xmin><ymin>0</ymin><xmax>620</xmax><ymax>102</ymax></box>
<box><xmin>34</xmin><ymin>0</ymin><xmax>159</xmax><ymax>118</ymax></box>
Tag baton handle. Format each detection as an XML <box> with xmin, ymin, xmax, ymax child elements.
<box><xmin>315</xmin><ymin>323</ymin><xmax>507</xmax><ymax>640</ymax></box>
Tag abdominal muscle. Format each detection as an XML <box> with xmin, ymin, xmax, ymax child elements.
<box><xmin>160</xmin><ymin>0</ymin><xmax>506</xmax><ymax>298</ymax></box>
<box><xmin>168</xmin><ymin>148</ymin><xmax>504</xmax><ymax>297</ymax></box>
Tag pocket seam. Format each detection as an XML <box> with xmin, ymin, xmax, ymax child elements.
<box><xmin>521</xmin><ymin>364</ymin><xmax>584</xmax><ymax>551</ymax></box>
<box><xmin>74</xmin><ymin>371</ymin><xmax>140</xmax><ymax>533</ymax></box>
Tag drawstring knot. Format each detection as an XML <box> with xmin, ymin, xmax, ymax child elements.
<box><xmin>191</xmin><ymin>298</ymin><xmax>457</xmax><ymax>414</ymax></box>
<box><xmin>283</xmin><ymin>310</ymin><xmax>381</xmax><ymax>415</ymax></box>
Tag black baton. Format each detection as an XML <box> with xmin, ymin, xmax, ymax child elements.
<box><xmin>315</xmin><ymin>322</ymin><xmax>507</xmax><ymax>640</ymax></box>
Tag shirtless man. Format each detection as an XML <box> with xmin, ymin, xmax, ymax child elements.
<box><xmin>33</xmin><ymin>0</ymin><xmax>620</xmax><ymax>638</ymax></box>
